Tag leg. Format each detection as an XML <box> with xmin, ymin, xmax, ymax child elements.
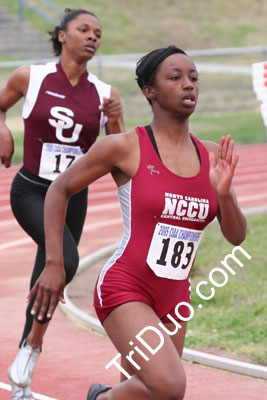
<box><xmin>90</xmin><ymin>302</ymin><xmax>186</xmax><ymax>400</ymax></box>
<box><xmin>119</xmin><ymin>321</ymin><xmax>187</xmax><ymax>382</ymax></box>
<box><xmin>9</xmin><ymin>175</ymin><xmax>87</xmax><ymax>389</ymax></box>
<box><xmin>11</xmin><ymin>182</ymin><xmax>87</xmax><ymax>347</ymax></box>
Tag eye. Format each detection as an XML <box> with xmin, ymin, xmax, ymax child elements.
<box><xmin>190</xmin><ymin>75</ymin><xmax>198</xmax><ymax>82</ymax></box>
<box><xmin>95</xmin><ymin>32</ymin><xmax>102</xmax><ymax>39</ymax></box>
<box><xmin>170</xmin><ymin>75</ymin><xmax>180</xmax><ymax>81</ymax></box>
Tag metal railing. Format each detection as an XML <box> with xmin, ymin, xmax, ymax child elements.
<box><xmin>17</xmin><ymin>0</ymin><xmax>63</xmax><ymax>25</ymax></box>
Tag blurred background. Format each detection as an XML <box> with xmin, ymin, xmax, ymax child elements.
<box><xmin>1</xmin><ymin>0</ymin><xmax>267</xmax><ymax>164</ymax></box>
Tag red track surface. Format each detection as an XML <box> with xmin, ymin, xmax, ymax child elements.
<box><xmin>1</xmin><ymin>143</ymin><xmax>267</xmax><ymax>400</ymax></box>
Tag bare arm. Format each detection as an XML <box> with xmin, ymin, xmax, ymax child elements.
<box><xmin>28</xmin><ymin>131</ymin><xmax>138</xmax><ymax>320</ymax></box>
<box><xmin>204</xmin><ymin>135</ymin><xmax>247</xmax><ymax>245</ymax></box>
<box><xmin>102</xmin><ymin>86</ymin><xmax>125</xmax><ymax>134</ymax></box>
<box><xmin>0</xmin><ymin>66</ymin><xmax>30</xmax><ymax>167</ymax></box>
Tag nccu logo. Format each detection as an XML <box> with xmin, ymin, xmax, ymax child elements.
<box><xmin>48</xmin><ymin>106</ymin><xmax>82</xmax><ymax>143</ymax></box>
<box><xmin>161</xmin><ymin>193</ymin><xmax>209</xmax><ymax>220</ymax></box>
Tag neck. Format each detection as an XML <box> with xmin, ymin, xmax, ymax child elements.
<box><xmin>59</xmin><ymin>55</ymin><xmax>88</xmax><ymax>85</ymax></box>
<box><xmin>150</xmin><ymin>113</ymin><xmax>190</xmax><ymax>144</ymax></box>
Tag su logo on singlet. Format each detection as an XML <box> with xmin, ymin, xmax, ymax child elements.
<box><xmin>48</xmin><ymin>106</ymin><xmax>83</xmax><ymax>143</ymax></box>
<box><xmin>161</xmin><ymin>192</ymin><xmax>209</xmax><ymax>222</ymax></box>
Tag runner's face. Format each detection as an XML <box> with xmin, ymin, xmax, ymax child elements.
<box><xmin>152</xmin><ymin>53</ymin><xmax>199</xmax><ymax>117</ymax></box>
<box><xmin>60</xmin><ymin>14</ymin><xmax>102</xmax><ymax>61</ymax></box>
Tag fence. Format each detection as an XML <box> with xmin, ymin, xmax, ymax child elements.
<box><xmin>17</xmin><ymin>0</ymin><xmax>63</xmax><ymax>25</ymax></box>
<box><xmin>0</xmin><ymin>45</ymin><xmax>267</xmax><ymax>143</ymax></box>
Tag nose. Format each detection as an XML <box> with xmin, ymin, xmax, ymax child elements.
<box><xmin>87</xmin><ymin>30</ymin><xmax>97</xmax><ymax>42</ymax></box>
<box><xmin>183</xmin><ymin>76</ymin><xmax>194</xmax><ymax>89</ymax></box>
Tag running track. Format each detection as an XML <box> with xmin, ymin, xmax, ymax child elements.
<box><xmin>1</xmin><ymin>143</ymin><xmax>267</xmax><ymax>400</ymax></box>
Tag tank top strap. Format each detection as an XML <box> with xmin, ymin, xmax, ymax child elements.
<box><xmin>189</xmin><ymin>133</ymin><xmax>210</xmax><ymax>171</ymax></box>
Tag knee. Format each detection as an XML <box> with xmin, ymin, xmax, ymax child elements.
<box><xmin>153</xmin><ymin>372</ymin><xmax>186</xmax><ymax>400</ymax></box>
<box><xmin>64</xmin><ymin>249</ymin><xmax>79</xmax><ymax>285</ymax></box>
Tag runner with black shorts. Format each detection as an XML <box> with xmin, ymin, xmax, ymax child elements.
<box><xmin>0</xmin><ymin>8</ymin><xmax>124</xmax><ymax>400</ymax></box>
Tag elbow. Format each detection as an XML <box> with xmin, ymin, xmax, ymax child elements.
<box><xmin>228</xmin><ymin>223</ymin><xmax>247</xmax><ymax>246</ymax></box>
<box><xmin>230</xmin><ymin>234</ymin><xmax>246</xmax><ymax>246</ymax></box>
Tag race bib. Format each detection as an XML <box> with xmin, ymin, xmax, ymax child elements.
<box><xmin>146</xmin><ymin>223</ymin><xmax>204</xmax><ymax>280</ymax></box>
<box><xmin>39</xmin><ymin>143</ymin><xmax>83</xmax><ymax>181</ymax></box>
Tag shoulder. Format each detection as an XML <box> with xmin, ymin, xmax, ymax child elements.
<box><xmin>1</xmin><ymin>65</ymin><xmax>31</xmax><ymax>98</ymax></box>
<box><xmin>201</xmin><ymin>140</ymin><xmax>219</xmax><ymax>156</ymax></box>
<box><xmin>95</xmin><ymin>129</ymin><xmax>138</xmax><ymax>155</ymax></box>
<box><xmin>85</xmin><ymin>129</ymin><xmax>139</xmax><ymax>180</ymax></box>
<box><xmin>9</xmin><ymin>65</ymin><xmax>30</xmax><ymax>87</ymax></box>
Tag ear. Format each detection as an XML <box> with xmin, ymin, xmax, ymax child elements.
<box><xmin>143</xmin><ymin>85</ymin><xmax>156</xmax><ymax>102</ymax></box>
<box><xmin>58</xmin><ymin>30</ymin><xmax>66</xmax><ymax>44</ymax></box>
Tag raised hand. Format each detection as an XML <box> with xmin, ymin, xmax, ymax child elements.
<box><xmin>209</xmin><ymin>135</ymin><xmax>239</xmax><ymax>197</ymax></box>
<box><xmin>99</xmin><ymin>96</ymin><xmax>123</xmax><ymax>124</ymax></box>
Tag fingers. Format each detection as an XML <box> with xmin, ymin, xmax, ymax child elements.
<box><xmin>230</xmin><ymin>152</ymin><xmax>239</xmax><ymax>175</ymax></box>
<box><xmin>219</xmin><ymin>135</ymin><xmax>236</xmax><ymax>166</ymax></box>
<box><xmin>5</xmin><ymin>157</ymin><xmax>12</xmax><ymax>168</ymax></box>
<box><xmin>0</xmin><ymin>156</ymin><xmax>11</xmax><ymax>168</ymax></box>
<box><xmin>99</xmin><ymin>96</ymin><xmax>122</xmax><ymax>120</ymax></box>
<box><xmin>27</xmin><ymin>284</ymin><xmax>65</xmax><ymax>321</ymax></box>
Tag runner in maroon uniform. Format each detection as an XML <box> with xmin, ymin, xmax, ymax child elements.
<box><xmin>28</xmin><ymin>46</ymin><xmax>246</xmax><ymax>400</ymax></box>
<box><xmin>0</xmin><ymin>8</ymin><xmax>124</xmax><ymax>399</ymax></box>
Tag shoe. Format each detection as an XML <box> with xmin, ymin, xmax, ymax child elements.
<box><xmin>23</xmin><ymin>385</ymin><xmax>34</xmax><ymax>400</ymax></box>
<box><xmin>8</xmin><ymin>378</ymin><xmax>24</xmax><ymax>400</ymax></box>
<box><xmin>87</xmin><ymin>384</ymin><xmax>111</xmax><ymax>399</ymax></box>
<box><xmin>7</xmin><ymin>379</ymin><xmax>33</xmax><ymax>400</ymax></box>
<box><xmin>7</xmin><ymin>339</ymin><xmax>41</xmax><ymax>388</ymax></box>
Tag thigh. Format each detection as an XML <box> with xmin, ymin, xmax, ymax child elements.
<box><xmin>165</xmin><ymin>321</ymin><xmax>187</xmax><ymax>358</ymax></box>
<box><xmin>120</xmin><ymin>319</ymin><xmax>187</xmax><ymax>381</ymax></box>
<box><xmin>11</xmin><ymin>187</ymin><xmax>46</xmax><ymax>248</ymax></box>
<box><xmin>103</xmin><ymin>301</ymin><xmax>186</xmax><ymax>392</ymax></box>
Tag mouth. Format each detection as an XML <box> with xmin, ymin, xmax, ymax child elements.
<box><xmin>182</xmin><ymin>94</ymin><xmax>196</xmax><ymax>107</ymax></box>
<box><xmin>84</xmin><ymin>44</ymin><xmax>95</xmax><ymax>53</ymax></box>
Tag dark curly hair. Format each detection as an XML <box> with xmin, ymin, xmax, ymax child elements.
<box><xmin>48</xmin><ymin>8</ymin><xmax>99</xmax><ymax>56</ymax></box>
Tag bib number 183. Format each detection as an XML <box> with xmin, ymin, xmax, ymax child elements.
<box><xmin>146</xmin><ymin>223</ymin><xmax>204</xmax><ymax>280</ymax></box>
<box><xmin>157</xmin><ymin>238</ymin><xmax>194</xmax><ymax>269</ymax></box>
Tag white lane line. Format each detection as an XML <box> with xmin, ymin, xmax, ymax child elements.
<box><xmin>0</xmin><ymin>218</ymin><xmax>122</xmax><ymax>250</ymax></box>
<box><xmin>238</xmin><ymin>192</ymin><xmax>267</xmax><ymax>202</ymax></box>
<box><xmin>0</xmin><ymin>203</ymin><xmax>120</xmax><ymax>227</ymax></box>
<box><xmin>0</xmin><ymin>237</ymin><xmax>32</xmax><ymax>251</ymax></box>
<box><xmin>0</xmin><ymin>194</ymin><xmax>10</xmax><ymax>201</ymax></box>
<box><xmin>233</xmin><ymin>181</ymin><xmax>267</xmax><ymax>190</ymax></box>
<box><xmin>87</xmin><ymin>191</ymin><xmax>117</xmax><ymax>200</ymax></box>
<box><xmin>233</xmin><ymin>172</ymin><xmax>267</xmax><ymax>182</ymax></box>
<box><xmin>0</xmin><ymin>205</ymin><xmax>11</xmax><ymax>212</ymax></box>
<box><xmin>0</xmin><ymin>219</ymin><xmax>17</xmax><ymax>227</ymax></box>
<box><xmin>83</xmin><ymin>218</ymin><xmax>122</xmax><ymax>231</ymax></box>
<box><xmin>86</xmin><ymin>202</ymin><xmax>119</xmax><ymax>213</ymax></box>
<box><xmin>0</xmin><ymin>201</ymin><xmax>120</xmax><ymax>213</ymax></box>
<box><xmin>0</xmin><ymin>382</ymin><xmax>60</xmax><ymax>400</ymax></box>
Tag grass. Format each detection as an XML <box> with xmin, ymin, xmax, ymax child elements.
<box><xmin>1</xmin><ymin>0</ymin><xmax>267</xmax><ymax>54</ymax></box>
<box><xmin>186</xmin><ymin>212</ymin><xmax>267</xmax><ymax>366</ymax></box>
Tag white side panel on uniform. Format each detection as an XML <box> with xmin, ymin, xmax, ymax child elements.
<box><xmin>22</xmin><ymin>62</ymin><xmax>57</xmax><ymax>119</ymax></box>
<box><xmin>87</xmin><ymin>72</ymin><xmax>111</xmax><ymax>129</ymax></box>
